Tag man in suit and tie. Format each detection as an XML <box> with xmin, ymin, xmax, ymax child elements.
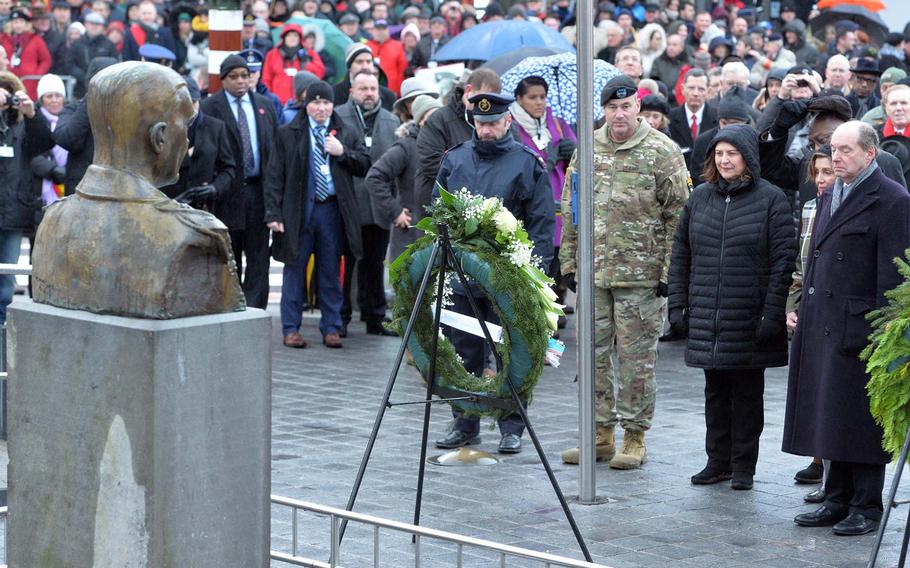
<box><xmin>668</xmin><ymin>68</ymin><xmax>718</xmax><ymax>177</ymax></box>
<box><xmin>264</xmin><ymin>81</ymin><xmax>372</xmax><ymax>348</ymax></box>
<box><xmin>201</xmin><ymin>54</ymin><xmax>278</xmax><ymax>309</ymax></box>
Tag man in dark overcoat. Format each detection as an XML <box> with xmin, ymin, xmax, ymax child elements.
<box><xmin>264</xmin><ymin>81</ymin><xmax>371</xmax><ymax>349</ymax></box>
<box><xmin>784</xmin><ymin>120</ymin><xmax>910</xmax><ymax>536</ymax></box>
<box><xmin>200</xmin><ymin>54</ymin><xmax>278</xmax><ymax>310</ymax></box>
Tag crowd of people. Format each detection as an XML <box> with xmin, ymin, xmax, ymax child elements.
<box><xmin>0</xmin><ymin>0</ymin><xmax>910</xmax><ymax>542</ymax></box>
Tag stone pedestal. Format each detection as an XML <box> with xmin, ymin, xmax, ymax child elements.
<box><xmin>6</xmin><ymin>302</ymin><xmax>271</xmax><ymax>568</ymax></box>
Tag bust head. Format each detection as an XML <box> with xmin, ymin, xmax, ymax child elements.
<box><xmin>87</xmin><ymin>61</ymin><xmax>195</xmax><ymax>188</ymax></box>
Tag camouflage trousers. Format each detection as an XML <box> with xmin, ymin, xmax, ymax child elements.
<box><xmin>590</xmin><ymin>286</ymin><xmax>664</xmax><ymax>432</ymax></box>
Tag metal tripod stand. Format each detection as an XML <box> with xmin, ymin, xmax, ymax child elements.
<box><xmin>869</xmin><ymin>423</ymin><xmax>910</xmax><ymax>567</ymax></box>
<box><xmin>338</xmin><ymin>224</ymin><xmax>594</xmax><ymax>563</ymax></box>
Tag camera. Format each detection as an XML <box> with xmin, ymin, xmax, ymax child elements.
<box><xmin>9</xmin><ymin>96</ymin><xmax>20</xmax><ymax>106</ymax></box>
<box><xmin>795</xmin><ymin>70</ymin><xmax>811</xmax><ymax>89</ymax></box>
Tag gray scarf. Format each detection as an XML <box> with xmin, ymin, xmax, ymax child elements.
<box><xmin>831</xmin><ymin>158</ymin><xmax>878</xmax><ymax>215</ymax></box>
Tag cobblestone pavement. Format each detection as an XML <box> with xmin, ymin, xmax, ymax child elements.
<box><xmin>269</xmin><ymin>308</ymin><xmax>910</xmax><ymax>568</ymax></box>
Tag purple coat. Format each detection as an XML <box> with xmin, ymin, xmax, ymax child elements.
<box><xmin>782</xmin><ymin>167</ymin><xmax>910</xmax><ymax>464</ymax></box>
<box><xmin>513</xmin><ymin>107</ymin><xmax>576</xmax><ymax>246</ymax></box>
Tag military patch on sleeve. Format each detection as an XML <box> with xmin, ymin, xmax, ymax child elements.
<box><xmin>687</xmin><ymin>175</ymin><xmax>693</xmax><ymax>190</ymax></box>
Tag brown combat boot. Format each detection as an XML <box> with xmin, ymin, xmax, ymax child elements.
<box><xmin>561</xmin><ymin>425</ymin><xmax>615</xmax><ymax>465</ymax></box>
<box><xmin>609</xmin><ymin>430</ymin><xmax>647</xmax><ymax>469</ymax></box>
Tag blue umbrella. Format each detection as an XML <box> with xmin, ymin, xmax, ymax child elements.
<box><xmin>500</xmin><ymin>52</ymin><xmax>621</xmax><ymax>124</ymax></box>
<box><xmin>431</xmin><ymin>20</ymin><xmax>575</xmax><ymax>63</ymax></box>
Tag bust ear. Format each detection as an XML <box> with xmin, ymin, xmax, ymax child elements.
<box><xmin>149</xmin><ymin>122</ymin><xmax>167</xmax><ymax>155</ymax></box>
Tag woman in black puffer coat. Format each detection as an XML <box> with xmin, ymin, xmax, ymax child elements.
<box><xmin>668</xmin><ymin>123</ymin><xmax>796</xmax><ymax>491</ymax></box>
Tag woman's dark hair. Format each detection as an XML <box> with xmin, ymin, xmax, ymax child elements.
<box><xmin>702</xmin><ymin>141</ymin><xmax>753</xmax><ymax>184</ymax></box>
<box><xmin>514</xmin><ymin>75</ymin><xmax>548</xmax><ymax>98</ymax></box>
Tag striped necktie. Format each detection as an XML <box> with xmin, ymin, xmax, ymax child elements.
<box><xmin>313</xmin><ymin>125</ymin><xmax>331</xmax><ymax>201</ymax></box>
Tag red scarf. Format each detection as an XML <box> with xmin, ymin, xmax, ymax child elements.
<box><xmin>130</xmin><ymin>23</ymin><xmax>147</xmax><ymax>47</ymax></box>
<box><xmin>883</xmin><ymin>117</ymin><xmax>910</xmax><ymax>138</ymax></box>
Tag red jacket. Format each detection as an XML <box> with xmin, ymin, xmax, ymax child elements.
<box><xmin>366</xmin><ymin>38</ymin><xmax>408</xmax><ymax>96</ymax></box>
<box><xmin>262</xmin><ymin>46</ymin><xmax>326</xmax><ymax>105</ymax></box>
<box><xmin>0</xmin><ymin>32</ymin><xmax>52</xmax><ymax>100</ymax></box>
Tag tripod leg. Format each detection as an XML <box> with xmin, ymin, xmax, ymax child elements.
<box><xmin>869</xmin><ymin>425</ymin><xmax>910</xmax><ymax>568</ymax></box>
<box><xmin>443</xmin><ymin>244</ymin><xmax>594</xmax><ymax>563</ymax></box>
<box><xmin>898</xmin><ymin>510</ymin><xmax>910</xmax><ymax>568</ymax></box>
<box><xmin>339</xmin><ymin>242</ymin><xmax>441</xmax><ymax>544</ymax></box>
<box><xmin>413</xmin><ymin>234</ymin><xmax>449</xmax><ymax>533</ymax></box>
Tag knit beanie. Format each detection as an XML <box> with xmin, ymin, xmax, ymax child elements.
<box><xmin>37</xmin><ymin>74</ymin><xmax>66</xmax><ymax>100</ymax></box>
<box><xmin>304</xmin><ymin>81</ymin><xmax>334</xmax><ymax>106</ymax></box>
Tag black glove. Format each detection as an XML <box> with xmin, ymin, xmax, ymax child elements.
<box><xmin>545</xmin><ymin>142</ymin><xmax>559</xmax><ymax>172</ymax></box>
<box><xmin>668</xmin><ymin>307</ymin><xmax>688</xmax><ymax>336</ymax></box>
<box><xmin>50</xmin><ymin>165</ymin><xmax>65</xmax><ymax>185</ymax></box>
<box><xmin>556</xmin><ymin>138</ymin><xmax>577</xmax><ymax>162</ymax></box>
<box><xmin>756</xmin><ymin>316</ymin><xmax>784</xmax><ymax>344</ymax></box>
<box><xmin>656</xmin><ymin>282</ymin><xmax>668</xmax><ymax>298</ymax></box>
<box><xmin>297</xmin><ymin>49</ymin><xmax>312</xmax><ymax>63</ymax></box>
<box><xmin>564</xmin><ymin>272</ymin><xmax>576</xmax><ymax>293</ymax></box>
<box><xmin>175</xmin><ymin>184</ymin><xmax>217</xmax><ymax>206</ymax></box>
<box><xmin>769</xmin><ymin>100</ymin><xmax>809</xmax><ymax>140</ymax></box>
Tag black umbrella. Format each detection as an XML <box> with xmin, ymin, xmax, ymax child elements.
<box><xmin>480</xmin><ymin>46</ymin><xmax>569</xmax><ymax>75</ymax></box>
<box><xmin>809</xmin><ymin>5</ymin><xmax>890</xmax><ymax>46</ymax></box>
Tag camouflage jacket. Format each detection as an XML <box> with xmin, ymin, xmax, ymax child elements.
<box><xmin>560</xmin><ymin>118</ymin><xmax>690</xmax><ymax>288</ymax></box>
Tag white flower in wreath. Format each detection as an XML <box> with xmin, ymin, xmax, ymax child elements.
<box><xmin>508</xmin><ymin>242</ymin><xmax>533</xmax><ymax>267</ymax></box>
<box><xmin>493</xmin><ymin>208</ymin><xmax>518</xmax><ymax>235</ymax></box>
<box><xmin>482</xmin><ymin>197</ymin><xmax>500</xmax><ymax>215</ymax></box>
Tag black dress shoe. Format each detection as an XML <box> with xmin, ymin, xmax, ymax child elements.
<box><xmin>804</xmin><ymin>488</ymin><xmax>826</xmax><ymax>504</ymax></box>
<box><xmin>435</xmin><ymin>430</ymin><xmax>480</xmax><ymax>449</ymax></box>
<box><xmin>794</xmin><ymin>461</ymin><xmax>824</xmax><ymax>484</ymax></box>
<box><xmin>731</xmin><ymin>472</ymin><xmax>754</xmax><ymax>490</ymax></box>
<box><xmin>658</xmin><ymin>327</ymin><xmax>685</xmax><ymax>342</ymax></box>
<box><xmin>498</xmin><ymin>433</ymin><xmax>522</xmax><ymax>453</ymax></box>
<box><xmin>690</xmin><ymin>466</ymin><xmax>732</xmax><ymax>485</ymax></box>
<box><xmin>794</xmin><ymin>506</ymin><xmax>848</xmax><ymax>527</ymax></box>
<box><xmin>366</xmin><ymin>321</ymin><xmax>398</xmax><ymax>336</ymax></box>
<box><xmin>833</xmin><ymin>513</ymin><xmax>879</xmax><ymax>536</ymax></box>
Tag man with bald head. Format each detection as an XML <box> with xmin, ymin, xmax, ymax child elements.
<box><xmin>784</xmin><ymin>121</ymin><xmax>910</xmax><ymax>536</ymax></box>
<box><xmin>823</xmin><ymin>54</ymin><xmax>851</xmax><ymax>94</ymax></box>
<box><xmin>33</xmin><ymin>61</ymin><xmax>244</xmax><ymax>318</ymax></box>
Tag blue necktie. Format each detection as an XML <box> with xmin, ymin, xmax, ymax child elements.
<box><xmin>236</xmin><ymin>98</ymin><xmax>255</xmax><ymax>178</ymax></box>
<box><xmin>313</xmin><ymin>125</ymin><xmax>331</xmax><ymax>201</ymax></box>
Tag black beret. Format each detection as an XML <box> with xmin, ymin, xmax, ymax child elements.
<box><xmin>601</xmin><ymin>75</ymin><xmax>638</xmax><ymax>105</ymax></box>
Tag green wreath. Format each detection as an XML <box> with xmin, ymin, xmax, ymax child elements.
<box><xmin>389</xmin><ymin>187</ymin><xmax>563</xmax><ymax>420</ymax></box>
<box><xmin>863</xmin><ymin>249</ymin><xmax>910</xmax><ymax>462</ymax></box>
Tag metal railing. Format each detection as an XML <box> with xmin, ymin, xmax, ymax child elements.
<box><xmin>0</xmin><ymin>262</ymin><xmax>605</xmax><ymax>567</ymax></box>
<box><xmin>270</xmin><ymin>495</ymin><xmax>610</xmax><ymax>568</ymax></box>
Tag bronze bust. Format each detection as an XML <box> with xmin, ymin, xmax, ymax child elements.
<box><xmin>32</xmin><ymin>62</ymin><xmax>246</xmax><ymax>318</ymax></box>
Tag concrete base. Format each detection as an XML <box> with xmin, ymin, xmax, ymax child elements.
<box><xmin>6</xmin><ymin>301</ymin><xmax>271</xmax><ymax>568</ymax></box>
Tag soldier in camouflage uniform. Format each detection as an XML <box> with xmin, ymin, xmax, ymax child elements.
<box><xmin>560</xmin><ymin>75</ymin><xmax>690</xmax><ymax>469</ymax></box>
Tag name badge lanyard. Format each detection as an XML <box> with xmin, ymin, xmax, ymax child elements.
<box><xmin>354</xmin><ymin>105</ymin><xmax>374</xmax><ymax>149</ymax></box>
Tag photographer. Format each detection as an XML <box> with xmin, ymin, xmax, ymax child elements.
<box><xmin>0</xmin><ymin>72</ymin><xmax>54</xmax><ymax>323</ymax></box>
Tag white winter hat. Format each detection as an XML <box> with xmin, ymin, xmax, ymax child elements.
<box><xmin>37</xmin><ymin>74</ymin><xmax>66</xmax><ymax>101</ymax></box>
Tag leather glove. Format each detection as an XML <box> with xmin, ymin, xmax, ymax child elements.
<box><xmin>668</xmin><ymin>307</ymin><xmax>688</xmax><ymax>336</ymax></box>
<box><xmin>175</xmin><ymin>184</ymin><xmax>217</xmax><ymax>205</ymax></box>
<box><xmin>564</xmin><ymin>272</ymin><xmax>576</xmax><ymax>293</ymax></box>
<box><xmin>769</xmin><ymin>100</ymin><xmax>809</xmax><ymax>140</ymax></box>
<box><xmin>50</xmin><ymin>165</ymin><xmax>65</xmax><ymax>185</ymax></box>
<box><xmin>756</xmin><ymin>316</ymin><xmax>784</xmax><ymax>345</ymax></box>
<box><xmin>556</xmin><ymin>138</ymin><xmax>577</xmax><ymax>162</ymax></box>
<box><xmin>656</xmin><ymin>282</ymin><xmax>668</xmax><ymax>298</ymax></box>
<box><xmin>545</xmin><ymin>142</ymin><xmax>559</xmax><ymax>172</ymax></box>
